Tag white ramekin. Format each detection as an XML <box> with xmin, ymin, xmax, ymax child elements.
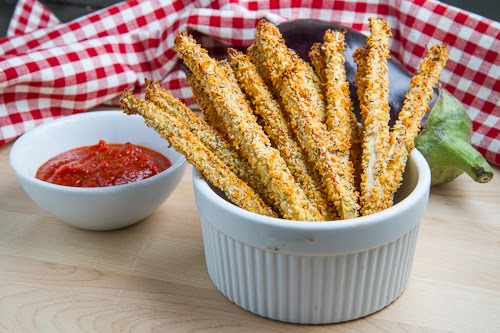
<box><xmin>192</xmin><ymin>150</ymin><xmax>430</xmax><ymax>324</ymax></box>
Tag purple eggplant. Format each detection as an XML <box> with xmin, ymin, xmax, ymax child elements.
<box><xmin>278</xmin><ymin>19</ymin><xmax>493</xmax><ymax>185</ymax></box>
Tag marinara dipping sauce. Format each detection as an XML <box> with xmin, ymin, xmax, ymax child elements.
<box><xmin>36</xmin><ymin>140</ymin><xmax>172</xmax><ymax>187</ymax></box>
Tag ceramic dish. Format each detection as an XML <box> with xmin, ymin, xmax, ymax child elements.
<box><xmin>10</xmin><ymin>110</ymin><xmax>187</xmax><ymax>230</ymax></box>
<box><xmin>193</xmin><ymin>149</ymin><xmax>430</xmax><ymax>323</ymax></box>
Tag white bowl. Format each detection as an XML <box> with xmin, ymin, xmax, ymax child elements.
<box><xmin>10</xmin><ymin>110</ymin><xmax>186</xmax><ymax>231</ymax></box>
<box><xmin>193</xmin><ymin>149</ymin><xmax>430</xmax><ymax>324</ymax></box>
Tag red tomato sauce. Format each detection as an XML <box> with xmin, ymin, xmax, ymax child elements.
<box><xmin>36</xmin><ymin>140</ymin><xmax>172</xmax><ymax>187</ymax></box>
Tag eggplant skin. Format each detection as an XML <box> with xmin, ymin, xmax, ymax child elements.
<box><xmin>277</xmin><ymin>19</ymin><xmax>437</xmax><ymax>125</ymax></box>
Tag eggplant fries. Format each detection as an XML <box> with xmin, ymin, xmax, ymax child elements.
<box><xmin>251</xmin><ymin>20</ymin><xmax>359</xmax><ymax>219</ymax></box>
<box><xmin>228</xmin><ymin>48</ymin><xmax>335</xmax><ymax>220</ymax></box>
<box><xmin>121</xmin><ymin>92</ymin><xmax>277</xmax><ymax>217</ymax></box>
<box><xmin>355</xmin><ymin>17</ymin><xmax>393</xmax><ymax>216</ymax></box>
<box><xmin>174</xmin><ymin>31</ymin><xmax>321</xmax><ymax>221</ymax></box>
<box><xmin>120</xmin><ymin>17</ymin><xmax>448</xmax><ymax>221</ymax></box>
<box><xmin>383</xmin><ymin>44</ymin><xmax>449</xmax><ymax>202</ymax></box>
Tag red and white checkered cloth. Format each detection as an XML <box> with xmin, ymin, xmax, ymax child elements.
<box><xmin>1</xmin><ymin>0</ymin><xmax>498</xmax><ymax>165</ymax></box>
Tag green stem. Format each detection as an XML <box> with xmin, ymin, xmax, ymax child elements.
<box><xmin>439</xmin><ymin>137</ymin><xmax>493</xmax><ymax>183</ymax></box>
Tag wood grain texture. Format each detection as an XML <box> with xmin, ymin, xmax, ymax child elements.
<box><xmin>0</xmin><ymin>136</ymin><xmax>499</xmax><ymax>332</ymax></box>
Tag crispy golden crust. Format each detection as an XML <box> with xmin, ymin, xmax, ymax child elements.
<box><xmin>120</xmin><ymin>92</ymin><xmax>277</xmax><ymax>217</ymax></box>
<box><xmin>218</xmin><ymin>59</ymin><xmax>259</xmax><ymax>121</ymax></box>
<box><xmin>228</xmin><ymin>48</ymin><xmax>334</xmax><ymax>220</ymax></box>
<box><xmin>357</xmin><ymin>17</ymin><xmax>392</xmax><ymax>216</ymax></box>
<box><xmin>247</xmin><ymin>44</ymin><xmax>272</xmax><ymax>85</ymax></box>
<box><xmin>351</xmin><ymin>46</ymin><xmax>368</xmax><ymax>192</ymax></box>
<box><xmin>309</xmin><ymin>42</ymin><xmax>326</xmax><ymax>86</ymax></box>
<box><xmin>311</xmin><ymin>38</ymin><xmax>362</xmax><ymax>192</ymax></box>
<box><xmin>349</xmin><ymin>130</ymin><xmax>363</xmax><ymax>193</ymax></box>
<box><xmin>383</xmin><ymin>44</ymin><xmax>449</xmax><ymax>203</ymax></box>
<box><xmin>353</xmin><ymin>46</ymin><xmax>368</xmax><ymax>119</ymax></box>
<box><xmin>216</xmin><ymin>60</ymin><xmax>282</xmax><ymax>211</ymax></box>
<box><xmin>253</xmin><ymin>20</ymin><xmax>359</xmax><ymax>219</ymax></box>
<box><xmin>247</xmin><ymin>44</ymin><xmax>287</xmax><ymax>117</ymax></box>
<box><xmin>250</xmin><ymin>43</ymin><xmax>335</xmax><ymax>218</ymax></box>
<box><xmin>174</xmin><ymin>31</ymin><xmax>322</xmax><ymax>221</ymax></box>
<box><xmin>323</xmin><ymin>29</ymin><xmax>352</xmax><ymax>152</ymax></box>
<box><xmin>145</xmin><ymin>79</ymin><xmax>233</xmax><ymax>159</ymax></box>
<box><xmin>186</xmin><ymin>71</ymin><xmax>227</xmax><ymax>136</ymax></box>
<box><xmin>253</xmin><ymin>21</ymin><xmax>326</xmax><ymax>123</ymax></box>
<box><xmin>144</xmin><ymin>79</ymin><xmax>271</xmax><ymax>207</ymax></box>
<box><xmin>322</xmin><ymin>29</ymin><xmax>362</xmax><ymax>197</ymax></box>
<box><xmin>302</xmin><ymin>59</ymin><xmax>327</xmax><ymax>123</ymax></box>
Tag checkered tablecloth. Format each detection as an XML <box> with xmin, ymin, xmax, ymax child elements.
<box><xmin>1</xmin><ymin>0</ymin><xmax>498</xmax><ymax>165</ymax></box>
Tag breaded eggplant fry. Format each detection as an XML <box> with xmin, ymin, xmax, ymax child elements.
<box><xmin>228</xmin><ymin>48</ymin><xmax>335</xmax><ymax>220</ymax></box>
<box><xmin>144</xmin><ymin>79</ymin><xmax>273</xmax><ymax>208</ymax></box>
<box><xmin>357</xmin><ymin>17</ymin><xmax>392</xmax><ymax>216</ymax></box>
<box><xmin>323</xmin><ymin>29</ymin><xmax>353</xmax><ymax>152</ymax></box>
<box><xmin>383</xmin><ymin>44</ymin><xmax>449</xmax><ymax>203</ymax></box>
<box><xmin>251</xmin><ymin>23</ymin><xmax>326</xmax><ymax>123</ymax></box>
<box><xmin>120</xmin><ymin>92</ymin><xmax>277</xmax><ymax>217</ymax></box>
<box><xmin>247</xmin><ymin>44</ymin><xmax>273</xmax><ymax>85</ymax></box>
<box><xmin>186</xmin><ymin>71</ymin><xmax>226</xmax><ymax>136</ymax></box>
<box><xmin>218</xmin><ymin>60</ymin><xmax>258</xmax><ymax>119</ymax></box>
<box><xmin>146</xmin><ymin>80</ymin><xmax>280</xmax><ymax>208</ymax></box>
<box><xmin>309</xmin><ymin>42</ymin><xmax>326</xmax><ymax>88</ymax></box>
<box><xmin>351</xmin><ymin>46</ymin><xmax>371</xmax><ymax>191</ymax></box>
<box><xmin>353</xmin><ymin>46</ymin><xmax>368</xmax><ymax>119</ymax></box>
<box><xmin>145</xmin><ymin>79</ymin><xmax>234</xmax><ymax>160</ymax></box>
<box><xmin>174</xmin><ymin>31</ymin><xmax>322</xmax><ymax>221</ymax></box>
<box><xmin>302</xmin><ymin>60</ymin><xmax>327</xmax><ymax>123</ymax></box>
<box><xmin>250</xmin><ymin>44</ymin><xmax>335</xmax><ymax>217</ymax></box>
<box><xmin>216</xmin><ymin>59</ymin><xmax>285</xmax><ymax>211</ymax></box>
<box><xmin>323</xmin><ymin>29</ymin><xmax>362</xmax><ymax>194</ymax></box>
<box><xmin>253</xmin><ymin>20</ymin><xmax>359</xmax><ymax>219</ymax></box>
<box><xmin>248</xmin><ymin>44</ymin><xmax>287</xmax><ymax>116</ymax></box>
<box><xmin>310</xmin><ymin>39</ymin><xmax>362</xmax><ymax>191</ymax></box>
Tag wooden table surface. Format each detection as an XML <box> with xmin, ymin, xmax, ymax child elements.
<box><xmin>0</xmin><ymin>141</ymin><xmax>499</xmax><ymax>332</ymax></box>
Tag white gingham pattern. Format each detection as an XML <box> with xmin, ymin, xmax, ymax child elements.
<box><xmin>0</xmin><ymin>0</ymin><xmax>498</xmax><ymax>164</ymax></box>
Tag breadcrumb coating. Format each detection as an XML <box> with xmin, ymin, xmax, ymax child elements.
<box><xmin>247</xmin><ymin>44</ymin><xmax>273</xmax><ymax>85</ymax></box>
<box><xmin>186</xmin><ymin>71</ymin><xmax>227</xmax><ymax>137</ymax></box>
<box><xmin>253</xmin><ymin>21</ymin><xmax>326</xmax><ymax>123</ymax></box>
<box><xmin>383</xmin><ymin>44</ymin><xmax>449</xmax><ymax>204</ymax></box>
<box><xmin>174</xmin><ymin>31</ymin><xmax>322</xmax><ymax>221</ymax></box>
<box><xmin>250</xmin><ymin>43</ymin><xmax>335</xmax><ymax>218</ymax></box>
<box><xmin>228</xmin><ymin>48</ymin><xmax>334</xmax><ymax>220</ymax></box>
<box><xmin>144</xmin><ymin>79</ymin><xmax>276</xmax><ymax>210</ymax></box>
<box><xmin>357</xmin><ymin>17</ymin><xmax>392</xmax><ymax>216</ymax></box>
<box><xmin>353</xmin><ymin>46</ymin><xmax>368</xmax><ymax>119</ymax></box>
<box><xmin>120</xmin><ymin>92</ymin><xmax>277</xmax><ymax>217</ymax></box>
<box><xmin>323</xmin><ymin>29</ymin><xmax>353</xmax><ymax>152</ymax></box>
<box><xmin>117</xmin><ymin>17</ymin><xmax>447</xmax><ymax>222</ymax></box>
<box><xmin>145</xmin><ymin>79</ymin><xmax>240</xmax><ymax>172</ymax></box>
<box><xmin>322</xmin><ymin>29</ymin><xmax>362</xmax><ymax>198</ymax></box>
<box><xmin>309</xmin><ymin>42</ymin><xmax>326</xmax><ymax>93</ymax></box>
<box><xmin>311</xmin><ymin>38</ymin><xmax>362</xmax><ymax>192</ymax></box>
<box><xmin>253</xmin><ymin>20</ymin><xmax>359</xmax><ymax>219</ymax></box>
<box><xmin>217</xmin><ymin>59</ymin><xmax>283</xmax><ymax>210</ymax></box>
<box><xmin>302</xmin><ymin>59</ymin><xmax>327</xmax><ymax>123</ymax></box>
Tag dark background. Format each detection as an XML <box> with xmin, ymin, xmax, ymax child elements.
<box><xmin>0</xmin><ymin>0</ymin><xmax>498</xmax><ymax>37</ymax></box>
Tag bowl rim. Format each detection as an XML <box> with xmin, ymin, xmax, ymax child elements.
<box><xmin>192</xmin><ymin>149</ymin><xmax>430</xmax><ymax>230</ymax></box>
<box><xmin>9</xmin><ymin>110</ymin><xmax>187</xmax><ymax>193</ymax></box>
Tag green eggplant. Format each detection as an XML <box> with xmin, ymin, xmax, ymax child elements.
<box><xmin>415</xmin><ymin>87</ymin><xmax>493</xmax><ymax>184</ymax></box>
